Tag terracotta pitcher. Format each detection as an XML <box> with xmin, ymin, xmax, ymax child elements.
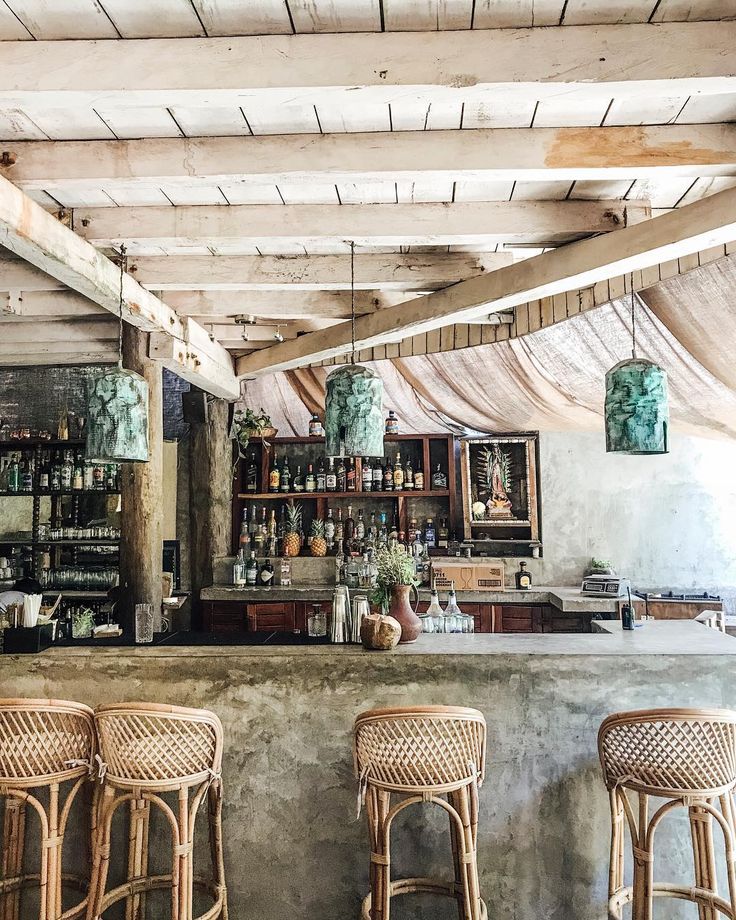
<box><xmin>389</xmin><ymin>584</ymin><xmax>422</xmax><ymax>643</ymax></box>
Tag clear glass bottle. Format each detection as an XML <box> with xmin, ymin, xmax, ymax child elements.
<box><xmin>362</xmin><ymin>458</ymin><xmax>372</xmax><ymax>492</ymax></box>
<box><xmin>233</xmin><ymin>549</ymin><xmax>247</xmax><ymax>586</ymax></box>
<box><xmin>431</xmin><ymin>464</ymin><xmax>448</xmax><ymax>490</ymax></box>
<box><xmin>307</xmin><ymin>603</ymin><xmax>327</xmax><ymax>637</ymax></box>
<box><xmin>326</xmin><ymin>458</ymin><xmax>337</xmax><ymax>492</ymax></box>
<box><xmin>279</xmin><ymin>556</ymin><xmax>291</xmax><ymax>586</ymax></box>
<box><xmin>325</xmin><ymin>508</ymin><xmax>335</xmax><ymax>550</ymax></box>
<box><xmin>443</xmin><ymin>582</ymin><xmax>463</xmax><ymax>633</ymax></box>
<box><xmin>245</xmin><ymin>550</ymin><xmax>258</xmax><ymax>587</ymax></box>
<box><xmin>426</xmin><ymin>587</ymin><xmax>444</xmax><ymax>633</ymax></box>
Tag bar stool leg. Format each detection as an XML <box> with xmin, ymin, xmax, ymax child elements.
<box><xmin>207</xmin><ymin>781</ymin><xmax>228</xmax><ymax>920</ymax></box>
<box><xmin>447</xmin><ymin>791</ymin><xmax>465</xmax><ymax>920</ymax></box>
<box><xmin>365</xmin><ymin>788</ymin><xmax>391</xmax><ymax>920</ymax></box>
<box><xmin>689</xmin><ymin>804</ymin><xmax>718</xmax><ymax>920</ymax></box>
<box><xmin>452</xmin><ymin>786</ymin><xmax>482</xmax><ymax>920</ymax></box>
<box><xmin>718</xmin><ymin>793</ymin><xmax>736</xmax><ymax>919</ymax></box>
<box><xmin>1</xmin><ymin>799</ymin><xmax>26</xmax><ymax>920</ymax></box>
<box><xmin>607</xmin><ymin>790</ymin><xmax>625</xmax><ymax>920</ymax></box>
<box><xmin>126</xmin><ymin>796</ymin><xmax>150</xmax><ymax>920</ymax></box>
<box><xmin>86</xmin><ymin>785</ymin><xmax>116</xmax><ymax>920</ymax></box>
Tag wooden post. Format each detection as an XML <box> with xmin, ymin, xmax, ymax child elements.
<box><xmin>119</xmin><ymin>324</ymin><xmax>163</xmax><ymax>632</ymax></box>
<box><xmin>189</xmin><ymin>397</ymin><xmax>232</xmax><ymax>626</ymax></box>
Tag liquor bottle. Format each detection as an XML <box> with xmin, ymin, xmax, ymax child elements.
<box><xmin>246</xmin><ymin>452</ymin><xmax>259</xmax><ymax>493</ymax></box>
<box><xmin>83</xmin><ymin>460</ymin><xmax>94</xmax><ymax>492</ymax></box>
<box><xmin>383</xmin><ymin>458</ymin><xmax>393</xmax><ymax>492</ymax></box>
<box><xmin>367</xmin><ymin>511</ymin><xmax>377</xmax><ymax>545</ymax></box>
<box><xmin>38</xmin><ymin>454</ymin><xmax>50</xmax><ymax>492</ymax></box>
<box><xmin>61</xmin><ymin>452</ymin><xmax>73</xmax><ymax>491</ymax></box>
<box><xmin>22</xmin><ymin>455</ymin><xmax>34</xmax><ymax>493</ymax></box>
<box><xmin>346</xmin><ymin>458</ymin><xmax>356</xmax><ymax>492</ymax></box>
<box><xmin>372</xmin><ymin>460</ymin><xmax>383</xmax><ymax>492</ymax></box>
<box><xmin>325</xmin><ymin>458</ymin><xmax>337</xmax><ymax>492</ymax></box>
<box><xmin>431</xmin><ymin>464</ymin><xmax>448</xmax><ymax>490</ymax></box>
<box><xmin>424</xmin><ymin>518</ymin><xmax>436</xmax><ymax>548</ymax></box>
<box><xmin>344</xmin><ymin>505</ymin><xmax>356</xmax><ymax>554</ymax></box>
<box><xmin>248</xmin><ymin>505</ymin><xmax>258</xmax><ymax>539</ymax></box>
<box><xmin>233</xmin><ymin>549</ymin><xmax>247</xmax><ymax>587</ymax></box>
<box><xmin>308</xmin><ymin>412</ymin><xmax>322</xmax><ymax>437</ymax></box>
<box><xmin>105</xmin><ymin>464</ymin><xmax>117</xmax><ymax>491</ymax></box>
<box><xmin>93</xmin><ymin>462</ymin><xmax>104</xmax><ymax>491</ymax></box>
<box><xmin>378</xmin><ymin>512</ymin><xmax>388</xmax><ymax>546</ymax></box>
<box><xmin>293</xmin><ymin>465</ymin><xmax>305</xmax><ymax>493</ymax></box>
<box><xmin>269</xmin><ymin>453</ymin><xmax>281</xmax><ymax>493</ymax></box>
<box><xmin>305</xmin><ymin>463</ymin><xmax>316</xmax><ymax>493</ymax></box>
<box><xmin>407</xmin><ymin>517</ymin><xmax>419</xmax><ymax>545</ymax></box>
<box><xmin>362</xmin><ymin>458</ymin><xmax>372</xmax><ymax>492</ymax></box>
<box><xmin>443</xmin><ymin>582</ymin><xmax>463</xmax><ymax>633</ymax></box>
<box><xmin>245</xmin><ymin>550</ymin><xmax>258</xmax><ymax>587</ymax></box>
<box><xmin>72</xmin><ymin>457</ymin><xmax>83</xmax><ymax>491</ymax></box>
<box><xmin>253</xmin><ymin>516</ymin><xmax>265</xmax><ymax>553</ymax></box>
<box><xmin>393</xmin><ymin>452</ymin><xmax>404</xmax><ymax>490</ymax></box>
<box><xmin>316</xmin><ymin>458</ymin><xmax>327</xmax><ymax>492</ymax></box>
<box><xmin>437</xmin><ymin>517</ymin><xmax>449</xmax><ymax>550</ymax></box>
<box><xmin>279</xmin><ymin>457</ymin><xmax>291</xmax><ymax>493</ymax></box>
<box><xmin>334</xmin><ymin>508</ymin><xmax>344</xmax><ymax>547</ymax></box>
<box><xmin>389</xmin><ymin>513</ymin><xmax>399</xmax><ymax>543</ymax></box>
<box><xmin>515</xmin><ymin>561</ymin><xmax>532</xmax><ymax>590</ymax></box>
<box><xmin>324</xmin><ymin>508</ymin><xmax>336</xmax><ymax>550</ymax></box>
<box><xmin>385</xmin><ymin>410</ymin><xmax>399</xmax><ymax>435</ymax></box>
<box><xmin>50</xmin><ymin>455</ymin><xmax>61</xmax><ymax>492</ymax></box>
<box><xmin>259</xmin><ymin>558</ymin><xmax>274</xmax><ymax>587</ymax></box>
<box><xmin>267</xmin><ymin>510</ymin><xmax>278</xmax><ymax>557</ymax></box>
<box><xmin>426</xmin><ymin>586</ymin><xmax>444</xmax><ymax>632</ymax></box>
<box><xmin>336</xmin><ymin>457</ymin><xmax>347</xmax><ymax>492</ymax></box>
<box><xmin>279</xmin><ymin>556</ymin><xmax>291</xmax><ymax>586</ymax></box>
<box><xmin>355</xmin><ymin>508</ymin><xmax>366</xmax><ymax>542</ymax></box>
<box><xmin>404</xmin><ymin>458</ymin><xmax>414</xmax><ymax>491</ymax></box>
<box><xmin>239</xmin><ymin>509</ymin><xmax>250</xmax><ymax>549</ymax></box>
<box><xmin>414</xmin><ymin>466</ymin><xmax>425</xmax><ymax>491</ymax></box>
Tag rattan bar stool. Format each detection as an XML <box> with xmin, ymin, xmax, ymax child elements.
<box><xmin>598</xmin><ymin>707</ymin><xmax>736</xmax><ymax>920</ymax></box>
<box><xmin>0</xmin><ymin>698</ymin><xmax>96</xmax><ymax>920</ymax></box>
<box><xmin>86</xmin><ymin>702</ymin><xmax>227</xmax><ymax>920</ymax></box>
<box><xmin>354</xmin><ymin>705</ymin><xmax>487</xmax><ymax>920</ymax></box>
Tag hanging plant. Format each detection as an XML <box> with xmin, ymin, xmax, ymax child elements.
<box><xmin>229</xmin><ymin>407</ymin><xmax>277</xmax><ymax>460</ymax></box>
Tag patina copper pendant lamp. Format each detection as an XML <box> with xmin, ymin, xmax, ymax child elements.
<box><xmin>604</xmin><ymin>278</ymin><xmax>669</xmax><ymax>455</ymax></box>
<box><xmin>325</xmin><ymin>242</ymin><xmax>384</xmax><ymax>458</ymax></box>
<box><xmin>86</xmin><ymin>246</ymin><xmax>150</xmax><ymax>463</ymax></box>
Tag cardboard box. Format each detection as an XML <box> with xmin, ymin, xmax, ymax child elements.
<box><xmin>431</xmin><ymin>561</ymin><xmax>505</xmax><ymax>591</ymax></box>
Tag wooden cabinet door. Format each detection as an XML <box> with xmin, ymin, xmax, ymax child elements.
<box><xmin>246</xmin><ymin>602</ymin><xmax>296</xmax><ymax>631</ymax></box>
<box><xmin>495</xmin><ymin>605</ymin><xmax>543</xmax><ymax>633</ymax></box>
<box><xmin>541</xmin><ymin>608</ymin><xmax>591</xmax><ymax>633</ymax></box>
<box><xmin>203</xmin><ymin>601</ymin><xmax>246</xmax><ymax>634</ymax></box>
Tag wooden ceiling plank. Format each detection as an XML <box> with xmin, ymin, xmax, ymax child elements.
<box><xmin>5</xmin><ymin>125</ymin><xmax>735</xmax><ymax>190</ymax></box>
<box><xmin>287</xmin><ymin>0</ymin><xmax>382</xmax><ymax>32</ymax></box>
<box><xmin>164</xmin><ymin>289</ymin><xmax>416</xmax><ymax>317</ymax></box>
<box><xmin>382</xmin><ymin>0</ymin><xmax>474</xmax><ymax>30</ymax></box>
<box><xmin>189</xmin><ymin>0</ymin><xmax>293</xmax><ymax>35</ymax></box>
<box><xmin>0</xmin><ymin>173</ymin><xmax>239</xmax><ymax>398</ymax></box>
<box><xmin>73</xmin><ymin>200</ymin><xmax>649</xmax><ymax>249</ymax></box>
<box><xmin>472</xmin><ymin>0</ymin><xmax>562</xmax><ymax>27</ymax></box>
<box><xmin>99</xmin><ymin>0</ymin><xmax>205</xmax><ymax>37</ymax></box>
<box><xmin>4</xmin><ymin>0</ymin><xmax>118</xmax><ymax>39</ymax></box>
<box><xmin>0</xmin><ymin>24</ymin><xmax>734</xmax><ymax>108</ymax></box>
<box><xmin>126</xmin><ymin>252</ymin><xmax>512</xmax><ymax>291</ymax></box>
<box><xmin>234</xmin><ymin>185</ymin><xmax>736</xmax><ymax>374</ymax></box>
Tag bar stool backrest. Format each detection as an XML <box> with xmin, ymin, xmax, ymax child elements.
<box><xmin>598</xmin><ymin>707</ymin><xmax>736</xmax><ymax>797</ymax></box>
<box><xmin>354</xmin><ymin>705</ymin><xmax>487</xmax><ymax>794</ymax></box>
<box><xmin>95</xmin><ymin>702</ymin><xmax>224</xmax><ymax>789</ymax></box>
<box><xmin>0</xmin><ymin>698</ymin><xmax>95</xmax><ymax>785</ymax></box>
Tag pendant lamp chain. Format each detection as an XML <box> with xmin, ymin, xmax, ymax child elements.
<box><xmin>350</xmin><ymin>239</ymin><xmax>356</xmax><ymax>364</ymax></box>
<box><xmin>117</xmin><ymin>243</ymin><xmax>127</xmax><ymax>370</ymax></box>
<box><xmin>630</xmin><ymin>271</ymin><xmax>637</xmax><ymax>360</ymax></box>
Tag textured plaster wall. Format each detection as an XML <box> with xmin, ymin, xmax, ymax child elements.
<box><xmin>1</xmin><ymin>648</ymin><xmax>733</xmax><ymax>920</ymax></box>
<box><xmin>538</xmin><ymin>431</ymin><xmax>736</xmax><ymax>607</ymax></box>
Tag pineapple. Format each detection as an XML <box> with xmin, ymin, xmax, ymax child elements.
<box><xmin>282</xmin><ymin>501</ymin><xmax>303</xmax><ymax>557</ymax></box>
<box><xmin>310</xmin><ymin>518</ymin><xmax>327</xmax><ymax>557</ymax></box>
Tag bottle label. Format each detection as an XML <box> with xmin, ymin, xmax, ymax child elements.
<box><xmin>415</xmin><ymin>472</ymin><xmax>424</xmax><ymax>490</ymax></box>
<box><xmin>260</xmin><ymin>569</ymin><xmax>274</xmax><ymax>584</ymax></box>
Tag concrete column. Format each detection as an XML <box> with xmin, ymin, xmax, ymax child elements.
<box><xmin>119</xmin><ymin>324</ymin><xmax>163</xmax><ymax>631</ymax></box>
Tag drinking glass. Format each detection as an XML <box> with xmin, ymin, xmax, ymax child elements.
<box><xmin>135</xmin><ymin>603</ymin><xmax>154</xmax><ymax>644</ymax></box>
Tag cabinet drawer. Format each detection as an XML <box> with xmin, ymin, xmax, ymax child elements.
<box><xmin>496</xmin><ymin>605</ymin><xmax>543</xmax><ymax>633</ymax></box>
<box><xmin>202</xmin><ymin>601</ymin><xmax>245</xmax><ymax>633</ymax></box>
<box><xmin>246</xmin><ymin>602</ymin><xmax>295</xmax><ymax>631</ymax></box>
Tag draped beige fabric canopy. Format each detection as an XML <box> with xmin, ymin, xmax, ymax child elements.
<box><xmin>242</xmin><ymin>259</ymin><xmax>736</xmax><ymax>441</ymax></box>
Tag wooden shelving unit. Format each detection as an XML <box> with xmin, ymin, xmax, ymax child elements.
<box><xmin>231</xmin><ymin>433</ymin><xmax>457</xmax><ymax>553</ymax></box>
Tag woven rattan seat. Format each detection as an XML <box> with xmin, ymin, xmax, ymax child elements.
<box><xmin>86</xmin><ymin>702</ymin><xmax>228</xmax><ymax>920</ymax></box>
<box><xmin>598</xmin><ymin>707</ymin><xmax>736</xmax><ymax>919</ymax></box>
<box><xmin>354</xmin><ymin>705</ymin><xmax>487</xmax><ymax>920</ymax></box>
<box><xmin>0</xmin><ymin>698</ymin><xmax>96</xmax><ymax>920</ymax></box>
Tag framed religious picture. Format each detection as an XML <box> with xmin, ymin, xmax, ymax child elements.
<box><xmin>460</xmin><ymin>434</ymin><xmax>541</xmax><ymax>550</ymax></box>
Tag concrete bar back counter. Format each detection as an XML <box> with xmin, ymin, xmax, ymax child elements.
<box><xmin>2</xmin><ymin>621</ymin><xmax>734</xmax><ymax>920</ymax></box>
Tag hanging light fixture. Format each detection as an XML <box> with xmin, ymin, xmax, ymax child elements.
<box><xmin>324</xmin><ymin>241</ymin><xmax>384</xmax><ymax>458</ymax></box>
<box><xmin>86</xmin><ymin>245</ymin><xmax>150</xmax><ymax>463</ymax></box>
<box><xmin>604</xmin><ymin>274</ymin><xmax>669</xmax><ymax>455</ymax></box>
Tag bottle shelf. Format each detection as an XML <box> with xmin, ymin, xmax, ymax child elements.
<box><xmin>0</xmin><ymin>439</ymin><xmax>86</xmax><ymax>449</ymax></box>
<box><xmin>0</xmin><ymin>490</ymin><xmax>121</xmax><ymax>498</ymax></box>
<box><xmin>237</xmin><ymin>490</ymin><xmax>450</xmax><ymax>500</ymax></box>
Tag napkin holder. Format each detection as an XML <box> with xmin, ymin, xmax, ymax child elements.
<box><xmin>3</xmin><ymin>623</ymin><xmax>54</xmax><ymax>654</ymax></box>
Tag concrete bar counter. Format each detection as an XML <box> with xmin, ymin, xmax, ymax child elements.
<box><xmin>2</xmin><ymin>621</ymin><xmax>734</xmax><ymax>920</ymax></box>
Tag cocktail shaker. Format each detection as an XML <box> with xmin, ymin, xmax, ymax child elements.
<box><xmin>330</xmin><ymin>586</ymin><xmax>350</xmax><ymax>643</ymax></box>
<box><xmin>350</xmin><ymin>595</ymin><xmax>370</xmax><ymax>644</ymax></box>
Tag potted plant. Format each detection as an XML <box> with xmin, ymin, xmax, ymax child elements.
<box><xmin>371</xmin><ymin>542</ymin><xmax>422</xmax><ymax>643</ymax></box>
<box><xmin>230</xmin><ymin>407</ymin><xmax>277</xmax><ymax>459</ymax></box>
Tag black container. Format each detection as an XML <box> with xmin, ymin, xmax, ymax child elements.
<box><xmin>3</xmin><ymin>624</ymin><xmax>54</xmax><ymax>653</ymax></box>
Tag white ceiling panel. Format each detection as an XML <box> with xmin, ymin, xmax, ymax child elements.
<box><xmin>675</xmin><ymin>176</ymin><xmax>736</xmax><ymax>207</ymax></box>
<box><xmin>169</xmin><ymin>107</ymin><xmax>251</xmax><ymax>136</ymax></box>
<box><xmin>243</xmin><ymin>103</ymin><xmax>320</xmax><ymax>135</ymax></box>
<box><xmin>338</xmin><ymin>181</ymin><xmax>397</xmax><ymax>204</ymax></box>
<box><xmin>473</xmin><ymin>0</ymin><xmax>562</xmax><ymax>27</ymax></box>
<box><xmin>389</xmin><ymin>98</ymin><xmax>462</xmax><ymax>130</ymax></box>
<box><xmin>462</xmin><ymin>97</ymin><xmax>536</xmax><ymax>128</ymax></box>
<box><xmin>652</xmin><ymin>0</ymin><xmax>735</xmax><ymax>20</ymax></box>
<box><xmin>100</xmin><ymin>0</ymin><xmax>205</xmax><ymax>36</ymax></box>
<box><xmin>395</xmin><ymin>179</ymin><xmax>454</xmax><ymax>202</ymax></box>
<box><xmin>277</xmin><ymin>182</ymin><xmax>339</xmax><ymax>204</ymax></box>
<box><xmin>533</xmin><ymin>97</ymin><xmax>610</xmax><ymax>127</ymax></box>
<box><xmin>160</xmin><ymin>185</ymin><xmax>229</xmax><ymax>206</ymax></box>
<box><xmin>43</xmin><ymin>186</ymin><xmax>116</xmax><ymax>208</ymax></box>
<box><xmin>676</xmin><ymin>94</ymin><xmax>736</xmax><ymax>123</ymax></box>
<box><xmin>218</xmin><ymin>183</ymin><xmax>284</xmax><ymax>205</ymax></box>
<box><xmin>569</xmin><ymin>180</ymin><xmax>635</xmax><ymax>200</ymax></box>
<box><xmin>0</xmin><ymin>3</ymin><xmax>33</xmax><ymax>38</ymax></box>
<box><xmin>5</xmin><ymin>0</ymin><xmax>118</xmax><ymax>37</ymax></box>
<box><xmin>626</xmin><ymin>177</ymin><xmax>697</xmax><ymax>208</ymax></box>
<box><xmin>603</xmin><ymin>96</ymin><xmax>688</xmax><ymax>125</ymax></box>
<box><xmin>512</xmin><ymin>180</ymin><xmax>573</xmax><ymax>200</ymax></box>
<box><xmin>190</xmin><ymin>0</ymin><xmax>292</xmax><ymax>34</ymax></box>
<box><xmin>95</xmin><ymin>107</ymin><xmax>183</xmax><ymax>138</ymax></box>
<box><xmin>562</xmin><ymin>0</ymin><xmax>657</xmax><ymax>23</ymax></box>
<box><xmin>287</xmin><ymin>0</ymin><xmax>381</xmax><ymax>31</ymax></box>
<box><xmin>453</xmin><ymin>179</ymin><xmax>514</xmax><ymax>201</ymax></box>
<box><xmin>0</xmin><ymin>108</ymin><xmax>46</xmax><ymax>140</ymax></box>
<box><xmin>316</xmin><ymin>102</ymin><xmax>391</xmax><ymax>133</ymax></box>
<box><xmin>104</xmin><ymin>186</ymin><xmax>172</xmax><ymax>206</ymax></box>
<box><xmin>26</xmin><ymin>108</ymin><xmax>114</xmax><ymax>140</ymax></box>
<box><xmin>382</xmin><ymin>0</ymin><xmax>473</xmax><ymax>30</ymax></box>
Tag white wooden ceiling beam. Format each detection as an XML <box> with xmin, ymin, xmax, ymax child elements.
<box><xmin>0</xmin><ymin>173</ymin><xmax>239</xmax><ymax>399</ymax></box>
<box><xmin>4</xmin><ymin>124</ymin><xmax>735</xmax><ymax>189</ymax></box>
<box><xmin>0</xmin><ymin>290</ymin><xmax>106</xmax><ymax>316</ymax></box>
<box><xmin>128</xmin><ymin>253</ymin><xmax>511</xmax><ymax>292</ymax></box>
<box><xmin>0</xmin><ymin>24</ymin><xmax>733</xmax><ymax>108</ymax></box>
<box><xmin>235</xmin><ymin>185</ymin><xmax>736</xmax><ymax>375</ymax></box>
<box><xmin>165</xmin><ymin>290</ymin><xmax>415</xmax><ymax>318</ymax></box>
<box><xmin>74</xmin><ymin>200</ymin><xmax>649</xmax><ymax>249</ymax></box>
